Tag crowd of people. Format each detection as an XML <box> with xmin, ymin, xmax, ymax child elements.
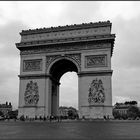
<box><xmin>1</xmin><ymin>114</ymin><xmax>111</xmax><ymax>122</ymax></box>
<box><xmin>19</xmin><ymin>115</ymin><xmax>69</xmax><ymax>122</ymax></box>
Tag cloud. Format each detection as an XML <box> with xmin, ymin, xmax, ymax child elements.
<box><xmin>15</xmin><ymin>1</ymin><xmax>65</xmax><ymax>28</ymax></box>
<box><xmin>0</xmin><ymin>60</ymin><xmax>19</xmax><ymax>110</ymax></box>
<box><xmin>58</xmin><ymin>1</ymin><xmax>101</xmax><ymax>25</ymax></box>
<box><xmin>99</xmin><ymin>2</ymin><xmax>140</xmax><ymax>20</ymax></box>
<box><xmin>0</xmin><ymin>20</ymin><xmax>27</xmax><ymax>109</ymax></box>
<box><xmin>113</xmin><ymin>96</ymin><xmax>131</xmax><ymax>105</ymax></box>
<box><xmin>0</xmin><ymin>1</ymin><xmax>140</xmax><ymax>110</ymax></box>
<box><xmin>0</xmin><ymin>65</ymin><xmax>19</xmax><ymax>110</ymax></box>
<box><xmin>112</xmin><ymin>16</ymin><xmax>140</xmax><ymax>69</ymax></box>
<box><xmin>0</xmin><ymin>21</ymin><xmax>28</xmax><ymax>57</ymax></box>
<box><xmin>110</xmin><ymin>14</ymin><xmax>140</xmax><ymax>106</ymax></box>
<box><xmin>60</xmin><ymin>72</ymin><xmax>78</xmax><ymax>109</ymax></box>
<box><xmin>0</xmin><ymin>1</ymin><xmax>100</xmax><ymax>29</ymax></box>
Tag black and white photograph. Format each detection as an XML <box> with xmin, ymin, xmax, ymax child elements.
<box><xmin>0</xmin><ymin>1</ymin><xmax>140</xmax><ymax>140</ymax></box>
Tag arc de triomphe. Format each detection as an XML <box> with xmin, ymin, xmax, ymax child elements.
<box><xmin>16</xmin><ymin>21</ymin><xmax>115</xmax><ymax>119</ymax></box>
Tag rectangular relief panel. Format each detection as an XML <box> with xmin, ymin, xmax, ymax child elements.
<box><xmin>23</xmin><ymin>59</ymin><xmax>42</xmax><ymax>72</ymax></box>
<box><xmin>85</xmin><ymin>55</ymin><xmax>107</xmax><ymax>68</ymax></box>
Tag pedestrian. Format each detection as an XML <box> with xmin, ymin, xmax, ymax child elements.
<box><xmin>43</xmin><ymin>116</ymin><xmax>46</xmax><ymax>121</ymax></box>
<box><xmin>49</xmin><ymin>115</ymin><xmax>52</xmax><ymax>122</ymax></box>
<box><xmin>104</xmin><ymin>115</ymin><xmax>106</xmax><ymax>120</ymax></box>
<box><xmin>57</xmin><ymin>116</ymin><xmax>60</xmax><ymax>122</ymax></box>
<box><xmin>14</xmin><ymin>117</ymin><xmax>17</xmax><ymax>122</ymax></box>
<box><xmin>107</xmin><ymin>115</ymin><xmax>109</xmax><ymax>120</ymax></box>
<box><xmin>59</xmin><ymin>116</ymin><xmax>61</xmax><ymax>122</ymax></box>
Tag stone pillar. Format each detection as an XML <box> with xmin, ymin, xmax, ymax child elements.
<box><xmin>48</xmin><ymin>79</ymin><xmax>60</xmax><ymax>116</ymax></box>
<box><xmin>18</xmin><ymin>77</ymin><xmax>46</xmax><ymax>118</ymax></box>
<box><xmin>44</xmin><ymin>77</ymin><xmax>51</xmax><ymax>117</ymax></box>
<box><xmin>78</xmin><ymin>50</ymin><xmax>113</xmax><ymax>119</ymax></box>
<box><xmin>56</xmin><ymin>84</ymin><xmax>60</xmax><ymax>116</ymax></box>
<box><xmin>78</xmin><ymin>72</ymin><xmax>113</xmax><ymax>119</ymax></box>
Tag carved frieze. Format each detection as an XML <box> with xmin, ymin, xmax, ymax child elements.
<box><xmin>85</xmin><ymin>55</ymin><xmax>107</xmax><ymax>68</ymax></box>
<box><xmin>46</xmin><ymin>53</ymin><xmax>81</xmax><ymax>70</ymax></box>
<box><xmin>46</xmin><ymin>55</ymin><xmax>60</xmax><ymax>70</ymax></box>
<box><xmin>88</xmin><ymin>78</ymin><xmax>105</xmax><ymax>104</ymax></box>
<box><xmin>20</xmin><ymin>26</ymin><xmax>111</xmax><ymax>43</ymax></box>
<box><xmin>24</xmin><ymin>81</ymin><xmax>39</xmax><ymax>105</ymax></box>
<box><xmin>23</xmin><ymin>59</ymin><xmax>42</xmax><ymax>72</ymax></box>
<box><xmin>66</xmin><ymin>53</ymin><xmax>81</xmax><ymax>66</ymax></box>
<box><xmin>20</xmin><ymin>43</ymin><xmax>111</xmax><ymax>55</ymax></box>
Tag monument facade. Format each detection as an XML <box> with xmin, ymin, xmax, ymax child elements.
<box><xmin>16</xmin><ymin>21</ymin><xmax>115</xmax><ymax>119</ymax></box>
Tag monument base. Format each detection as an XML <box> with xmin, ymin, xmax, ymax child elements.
<box><xmin>79</xmin><ymin>105</ymin><xmax>113</xmax><ymax>119</ymax></box>
<box><xmin>18</xmin><ymin>106</ymin><xmax>45</xmax><ymax>118</ymax></box>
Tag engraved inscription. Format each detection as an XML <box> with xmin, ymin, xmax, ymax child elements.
<box><xmin>85</xmin><ymin>55</ymin><xmax>107</xmax><ymax>68</ymax></box>
<box><xmin>23</xmin><ymin>59</ymin><xmax>42</xmax><ymax>72</ymax></box>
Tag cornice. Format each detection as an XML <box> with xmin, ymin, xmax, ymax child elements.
<box><xmin>81</xmin><ymin>105</ymin><xmax>113</xmax><ymax>107</ymax></box>
<box><xmin>18</xmin><ymin>74</ymin><xmax>51</xmax><ymax>79</ymax></box>
<box><xmin>16</xmin><ymin>34</ymin><xmax>115</xmax><ymax>48</ymax></box>
<box><xmin>19</xmin><ymin>42</ymin><xmax>114</xmax><ymax>57</ymax></box>
<box><xmin>78</xmin><ymin>70</ymin><xmax>113</xmax><ymax>77</ymax></box>
<box><xmin>20</xmin><ymin>21</ymin><xmax>111</xmax><ymax>35</ymax></box>
<box><xmin>18</xmin><ymin>106</ymin><xmax>45</xmax><ymax>108</ymax></box>
<box><xmin>19</xmin><ymin>74</ymin><xmax>60</xmax><ymax>85</ymax></box>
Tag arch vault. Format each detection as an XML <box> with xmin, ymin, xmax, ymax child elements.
<box><xmin>16</xmin><ymin>21</ymin><xmax>115</xmax><ymax>119</ymax></box>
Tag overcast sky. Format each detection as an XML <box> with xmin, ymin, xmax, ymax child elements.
<box><xmin>0</xmin><ymin>1</ymin><xmax>140</xmax><ymax>109</ymax></box>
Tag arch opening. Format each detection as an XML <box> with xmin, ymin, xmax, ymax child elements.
<box><xmin>49</xmin><ymin>59</ymin><xmax>79</xmax><ymax>116</ymax></box>
<box><xmin>49</xmin><ymin>59</ymin><xmax>78</xmax><ymax>82</ymax></box>
<box><xmin>59</xmin><ymin>72</ymin><xmax>78</xmax><ymax>109</ymax></box>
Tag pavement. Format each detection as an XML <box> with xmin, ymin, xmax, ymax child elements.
<box><xmin>0</xmin><ymin>120</ymin><xmax>140</xmax><ymax>140</ymax></box>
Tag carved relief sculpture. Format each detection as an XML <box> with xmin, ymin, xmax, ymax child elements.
<box><xmin>88</xmin><ymin>78</ymin><xmax>105</xmax><ymax>104</ymax></box>
<box><xmin>85</xmin><ymin>55</ymin><xmax>107</xmax><ymax>68</ymax></box>
<box><xmin>46</xmin><ymin>54</ymin><xmax>81</xmax><ymax>70</ymax></box>
<box><xmin>66</xmin><ymin>53</ymin><xmax>81</xmax><ymax>67</ymax></box>
<box><xmin>20</xmin><ymin>43</ymin><xmax>111</xmax><ymax>56</ymax></box>
<box><xmin>23</xmin><ymin>59</ymin><xmax>42</xmax><ymax>71</ymax></box>
<box><xmin>24</xmin><ymin>81</ymin><xmax>39</xmax><ymax>105</ymax></box>
<box><xmin>46</xmin><ymin>55</ymin><xmax>60</xmax><ymax>69</ymax></box>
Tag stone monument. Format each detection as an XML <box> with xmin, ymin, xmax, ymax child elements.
<box><xmin>16</xmin><ymin>21</ymin><xmax>115</xmax><ymax>119</ymax></box>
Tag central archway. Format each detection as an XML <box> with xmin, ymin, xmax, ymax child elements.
<box><xmin>48</xmin><ymin>58</ymin><xmax>79</xmax><ymax>116</ymax></box>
